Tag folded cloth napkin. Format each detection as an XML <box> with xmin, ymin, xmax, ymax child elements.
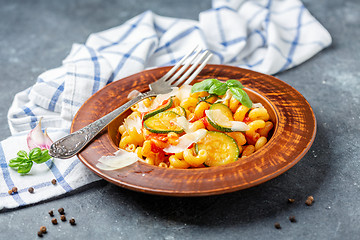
<box><xmin>0</xmin><ymin>0</ymin><xmax>331</xmax><ymax>210</ymax></box>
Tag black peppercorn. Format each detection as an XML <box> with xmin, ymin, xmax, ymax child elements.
<box><xmin>274</xmin><ymin>222</ymin><xmax>281</xmax><ymax>229</ymax></box>
<box><xmin>48</xmin><ymin>210</ymin><xmax>54</xmax><ymax>217</ymax></box>
<box><xmin>289</xmin><ymin>216</ymin><xmax>296</xmax><ymax>223</ymax></box>
<box><xmin>69</xmin><ymin>218</ymin><xmax>76</xmax><ymax>225</ymax></box>
<box><xmin>12</xmin><ymin>187</ymin><xmax>18</xmax><ymax>193</ymax></box>
<box><xmin>51</xmin><ymin>218</ymin><xmax>58</xmax><ymax>225</ymax></box>
<box><xmin>51</xmin><ymin>179</ymin><xmax>57</xmax><ymax>185</ymax></box>
<box><xmin>28</xmin><ymin>187</ymin><xmax>34</xmax><ymax>193</ymax></box>
<box><xmin>37</xmin><ymin>231</ymin><xmax>43</xmax><ymax>237</ymax></box>
<box><xmin>288</xmin><ymin>198</ymin><xmax>295</xmax><ymax>203</ymax></box>
<box><xmin>40</xmin><ymin>226</ymin><xmax>47</xmax><ymax>233</ymax></box>
<box><xmin>60</xmin><ymin>215</ymin><xmax>66</xmax><ymax>221</ymax></box>
<box><xmin>58</xmin><ymin>207</ymin><xmax>65</xmax><ymax>215</ymax></box>
<box><xmin>305</xmin><ymin>196</ymin><xmax>314</xmax><ymax>206</ymax></box>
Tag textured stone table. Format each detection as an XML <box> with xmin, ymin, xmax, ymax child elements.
<box><xmin>1</xmin><ymin>0</ymin><xmax>359</xmax><ymax>239</ymax></box>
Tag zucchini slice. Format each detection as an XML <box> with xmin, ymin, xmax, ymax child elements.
<box><xmin>143</xmin><ymin>98</ymin><xmax>173</xmax><ymax>120</ymax></box>
<box><xmin>197</xmin><ymin>131</ymin><xmax>239</xmax><ymax>167</ymax></box>
<box><xmin>166</xmin><ymin>106</ymin><xmax>187</xmax><ymax>118</ymax></box>
<box><xmin>206</xmin><ymin>103</ymin><xmax>234</xmax><ymax>132</ymax></box>
<box><xmin>144</xmin><ymin>111</ymin><xmax>184</xmax><ymax>134</ymax></box>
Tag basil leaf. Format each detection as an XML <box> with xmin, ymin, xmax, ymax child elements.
<box><xmin>208</xmin><ymin>81</ymin><xmax>228</xmax><ymax>96</ymax></box>
<box><xmin>18</xmin><ymin>161</ymin><xmax>33</xmax><ymax>174</ymax></box>
<box><xmin>191</xmin><ymin>79</ymin><xmax>218</xmax><ymax>93</ymax></box>
<box><xmin>32</xmin><ymin>150</ymin><xmax>51</xmax><ymax>164</ymax></box>
<box><xmin>42</xmin><ymin>149</ymin><xmax>50</xmax><ymax>156</ymax></box>
<box><xmin>9</xmin><ymin>156</ymin><xmax>26</xmax><ymax>168</ymax></box>
<box><xmin>226</xmin><ymin>80</ymin><xmax>244</xmax><ymax>89</ymax></box>
<box><xmin>8</xmin><ymin>161</ymin><xmax>20</xmax><ymax>168</ymax></box>
<box><xmin>17</xmin><ymin>150</ymin><xmax>28</xmax><ymax>159</ymax></box>
<box><xmin>29</xmin><ymin>148</ymin><xmax>42</xmax><ymax>159</ymax></box>
<box><xmin>229</xmin><ymin>87</ymin><xmax>253</xmax><ymax>108</ymax></box>
<box><xmin>10</xmin><ymin>148</ymin><xmax>53</xmax><ymax>174</ymax></box>
<box><xmin>10</xmin><ymin>157</ymin><xmax>25</xmax><ymax>163</ymax></box>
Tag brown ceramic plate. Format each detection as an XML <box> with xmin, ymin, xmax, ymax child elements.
<box><xmin>72</xmin><ymin>64</ymin><xmax>316</xmax><ymax>196</ymax></box>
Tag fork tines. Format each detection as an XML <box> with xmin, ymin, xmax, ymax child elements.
<box><xmin>160</xmin><ymin>46</ymin><xmax>213</xmax><ymax>87</ymax></box>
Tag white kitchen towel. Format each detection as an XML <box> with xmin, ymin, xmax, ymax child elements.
<box><xmin>0</xmin><ymin>0</ymin><xmax>331</xmax><ymax>210</ymax></box>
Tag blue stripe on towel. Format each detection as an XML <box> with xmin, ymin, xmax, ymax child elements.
<box><xmin>279</xmin><ymin>4</ymin><xmax>304</xmax><ymax>72</ymax></box>
<box><xmin>22</xmin><ymin>107</ymin><xmax>38</xmax><ymax>129</ymax></box>
<box><xmin>0</xmin><ymin>144</ymin><xmax>27</xmax><ymax>206</ymax></box>
<box><xmin>0</xmin><ymin>181</ymin><xmax>53</xmax><ymax>197</ymax></box>
<box><xmin>101</xmin><ymin>50</ymin><xmax>145</xmax><ymax>64</ymax></box>
<box><xmin>210</xmin><ymin>50</ymin><xmax>224</xmax><ymax>64</ymax></box>
<box><xmin>48</xmin><ymin>82</ymin><xmax>64</xmax><ymax>111</ymax></box>
<box><xmin>70</xmin><ymin>56</ymin><xmax>104</xmax><ymax>64</ymax></box>
<box><xmin>45</xmin><ymin>160</ymin><xmax>73</xmax><ymax>192</ymax></box>
<box><xmin>87</xmin><ymin>47</ymin><xmax>101</xmax><ymax>94</ymax></box>
<box><xmin>63</xmin><ymin>158</ymin><xmax>80</xmax><ymax>178</ymax></box>
<box><xmin>155</xmin><ymin>26</ymin><xmax>200</xmax><ymax>53</ymax></box>
<box><xmin>222</xmin><ymin>36</ymin><xmax>247</xmax><ymax>47</ymax></box>
<box><xmin>63</xmin><ymin>98</ymin><xmax>84</xmax><ymax>108</ymax></box>
<box><xmin>97</xmin><ymin>11</ymin><xmax>149</xmax><ymax>52</ymax></box>
<box><xmin>239</xmin><ymin>58</ymin><xmax>264</xmax><ymax>68</ymax></box>
<box><xmin>111</xmin><ymin>35</ymin><xmax>157</xmax><ymax>79</ymax></box>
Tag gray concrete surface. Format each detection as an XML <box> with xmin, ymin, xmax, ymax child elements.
<box><xmin>0</xmin><ymin>0</ymin><xmax>359</xmax><ymax>239</ymax></box>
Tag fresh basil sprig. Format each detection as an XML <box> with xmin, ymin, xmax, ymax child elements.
<box><xmin>191</xmin><ymin>79</ymin><xmax>252</xmax><ymax>108</ymax></box>
<box><xmin>9</xmin><ymin>148</ymin><xmax>52</xmax><ymax>174</ymax></box>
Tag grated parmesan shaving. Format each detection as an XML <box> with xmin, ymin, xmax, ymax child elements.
<box><xmin>127</xmin><ymin>89</ymin><xmax>141</xmax><ymax>100</ymax></box>
<box><xmin>96</xmin><ymin>149</ymin><xmax>139</xmax><ymax>171</ymax></box>
<box><xmin>163</xmin><ymin>129</ymin><xmax>207</xmax><ymax>153</ymax></box>
<box><xmin>124</xmin><ymin>113</ymin><xmax>143</xmax><ymax>134</ymax></box>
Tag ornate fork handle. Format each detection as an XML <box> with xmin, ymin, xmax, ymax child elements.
<box><xmin>49</xmin><ymin>91</ymin><xmax>155</xmax><ymax>159</ymax></box>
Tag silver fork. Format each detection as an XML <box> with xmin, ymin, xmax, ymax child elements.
<box><xmin>49</xmin><ymin>46</ymin><xmax>213</xmax><ymax>159</ymax></box>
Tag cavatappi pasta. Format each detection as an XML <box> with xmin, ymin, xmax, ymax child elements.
<box><xmin>118</xmin><ymin>83</ymin><xmax>274</xmax><ymax>169</ymax></box>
